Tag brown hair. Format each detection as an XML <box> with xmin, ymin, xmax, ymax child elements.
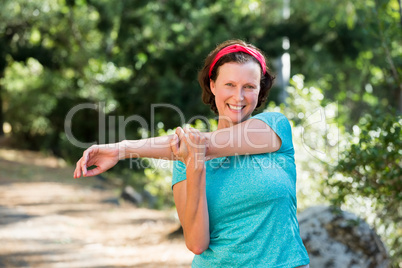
<box><xmin>198</xmin><ymin>40</ymin><xmax>275</xmax><ymax>114</ymax></box>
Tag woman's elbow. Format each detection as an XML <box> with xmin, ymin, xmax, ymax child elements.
<box><xmin>186</xmin><ymin>241</ymin><xmax>209</xmax><ymax>255</ymax></box>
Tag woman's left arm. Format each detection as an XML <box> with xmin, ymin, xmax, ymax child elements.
<box><xmin>203</xmin><ymin>118</ymin><xmax>282</xmax><ymax>160</ymax></box>
<box><xmin>171</xmin><ymin>127</ymin><xmax>210</xmax><ymax>255</ymax></box>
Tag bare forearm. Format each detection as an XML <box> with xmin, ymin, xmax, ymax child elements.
<box><xmin>183</xmin><ymin>166</ymin><xmax>210</xmax><ymax>254</ymax></box>
<box><xmin>203</xmin><ymin>118</ymin><xmax>281</xmax><ymax>160</ymax></box>
<box><xmin>118</xmin><ymin>116</ymin><xmax>281</xmax><ymax>162</ymax></box>
<box><xmin>118</xmin><ymin>135</ymin><xmax>176</xmax><ymax>160</ymax></box>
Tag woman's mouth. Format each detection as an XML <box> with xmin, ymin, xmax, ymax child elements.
<box><xmin>227</xmin><ymin>104</ymin><xmax>245</xmax><ymax>112</ymax></box>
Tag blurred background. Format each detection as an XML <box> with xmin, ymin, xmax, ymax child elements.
<box><xmin>0</xmin><ymin>0</ymin><xmax>401</xmax><ymax>267</ymax></box>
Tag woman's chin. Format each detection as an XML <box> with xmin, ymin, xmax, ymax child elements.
<box><xmin>223</xmin><ymin>114</ymin><xmax>248</xmax><ymax>126</ymax></box>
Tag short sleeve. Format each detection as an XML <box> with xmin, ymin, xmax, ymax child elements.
<box><xmin>172</xmin><ymin>160</ymin><xmax>187</xmax><ymax>188</ymax></box>
<box><xmin>251</xmin><ymin>112</ymin><xmax>294</xmax><ymax>154</ymax></box>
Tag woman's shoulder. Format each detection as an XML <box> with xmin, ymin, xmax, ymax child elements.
<box><xmin>251</xmin><ymin>112</ymin><xmax>291</xmax><ymax>129</ymax></box>
<box><xmin>252</xmin><ymin>111</ymin><xmax>289</xmax><ymax>121</ymax></box>
<box><xmin>251</xmin><ymin>112</ymin><xmax>294</xmax><ymax>152</ymax></box>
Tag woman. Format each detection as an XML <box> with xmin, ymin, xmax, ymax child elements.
<box><xmin>74</xmin><ymin>40</ymin><xmax>310</xmax><ymax>267</ymax></box>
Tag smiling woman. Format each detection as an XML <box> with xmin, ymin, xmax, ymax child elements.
<box><xmin>209</xmin><ymin>61</ymin><xmax>261</xmax><ymax>129</ymax></box>
<box><xmin>74</xmin><ymin>40</ymin><xmax>310</xmax><ymax>268</ymax></box>
<box><xmin>171</xmin><ymin>40</ymin><xmax>309</xmax><ymax>267</ymax></box>
<box><xmin>199</xmin><ymin>40</ymin><xmax>274</xmax><ymax>119</ymax></box>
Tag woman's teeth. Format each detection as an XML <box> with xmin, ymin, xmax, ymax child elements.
<box><xmin>228</xmin><ymin>104</ymin><xmax>243</xmax><ymax>111</ymax></box>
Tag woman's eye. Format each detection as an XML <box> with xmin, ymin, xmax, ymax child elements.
<box><xmin>225</xmin><ymin>83</ymin><xmax>234</xmax><ymax>87</ymax></box>
<box><xmin>245</xmin><ymin>85</ymin><xmax>255</xmax><ymax>89</ymax></box>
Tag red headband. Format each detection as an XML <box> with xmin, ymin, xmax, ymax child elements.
<box><xmin>208</xmin><ymin>44</ymin><xmax>266</xmax><ymax>77</ymax></box>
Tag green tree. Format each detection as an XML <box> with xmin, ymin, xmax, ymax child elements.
<box><xmin>326</xmin><ymin>109</ymin><xmax>402</xmax><ymax>266</ymax></box>
<box><xmin>286</xmin><ymin>0</ymin><xmax>402</xmax><ymax>125</ymax></box>
<box><xmin>0</xmin><ymin>0</ymin><xmax>129</xmax><ymax>159</ymax></box>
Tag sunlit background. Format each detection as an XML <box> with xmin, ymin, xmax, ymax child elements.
<box><xmin>0</xmin><ymin>0</ymin><xmax>401</xmax><ymax>267</ymax></box>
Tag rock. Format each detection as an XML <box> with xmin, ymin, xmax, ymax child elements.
<box><xmin>141</xmin><ymin>189</ymin><xmax>157</xmax><ymax>209</ymax></box>
<box><xmin>121</xmin><ymin>185</ymin><xmax>142</xmax><ymax>205</ymax></box>
<box><xmin>101</xmin><ymin>197</ymin><xmax>120</xmax><ymax>206</ymax></box>
<box><xmin>168</xmin><ymin>225</ymin><xmax>183</xmax><ymax>239</ymax></box>
<box><xmin>95</xmin><ymin>174</ymin><xmax>108</xmax><ymax>182</ymax></box>
<box><xmin>298</xmin><ymin>206</ymin><xmax>389</xmax><ymax>268</ymax></box>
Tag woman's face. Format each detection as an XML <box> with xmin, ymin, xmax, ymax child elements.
<box><xmin>210</xmin><ymin>61</ymin><xmax>261</xmax><ymax>129</ymax></box>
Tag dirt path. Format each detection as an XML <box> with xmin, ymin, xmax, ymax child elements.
<box><xmin>0</xmin><ymin>149</ymin><xmax>193</xmax><ymax>267</ymax></box>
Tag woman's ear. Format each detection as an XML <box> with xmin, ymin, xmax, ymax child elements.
<box><xmin>210</xmin><ymin>79</ymin><xmax>216</xmax><ymax>95</ymax></box>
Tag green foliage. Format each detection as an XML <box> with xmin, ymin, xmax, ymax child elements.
<box><xmin>327</xmin><ymin>109</ymin><xmax>402</xmax><ymax>265</ymax></box>
<box><xmin>0</xmin><ymin>2</ymin><xmax>401</xmax><ymax>263</ymax></box>
<box><xmin>270</xmin><ymin>75</ymin><xmax>402</xmax><ymax>265</ymax></box>
<box><xmin>1</xmin><ymin>0</ymin><xmax>400</xmax><ymax>160</ymax></box>
<box><xmin>0</xmin><ymin>0</ymin><xmax>131</xmax><ymax>160</ymax></box>
<box><xmin>0</xmin><ymin>0</ymin><xmax>285</xmax><ymax>160</ymax></box>
<box><xmin>265</xmin><ymin>75</ymin><xmax>340</xmax><ymax>209</ymax></box>
<box><xmin>287</xmin><ymin>0</ymin><xmax>402</xmax><ymax>126</ymax></box>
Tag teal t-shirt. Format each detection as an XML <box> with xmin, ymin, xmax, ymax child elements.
<box><xmin>172</xmin><ymin>112</ymin><xmax>310</xmax><ymax>268</ymax></box>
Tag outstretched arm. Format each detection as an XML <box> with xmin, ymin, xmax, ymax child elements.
<box><xmin>74</xmin><ymin>134</ymin><xmax>178</xmax><ymax>178</ymax></box>
<box><xmin>204</xmin><ymin>117</ymin><xmax>281</xmax><ymax>160</ymax></box>
<box><xmin>74</xmin><ymin>116</ymin><xmax>281</xmax><ymax>178</ymax></box>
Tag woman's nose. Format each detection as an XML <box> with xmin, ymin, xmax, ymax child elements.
<box><xmin>233</xmin><ymin>87</ymin><xmax>245</xmax><ymax>101</ymax></box>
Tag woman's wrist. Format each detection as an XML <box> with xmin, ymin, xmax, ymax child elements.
<box><xmin>118</xmin><ymin>140</ymin><xmax>128</xmax><ymax>160</ymax></box>
<box><xmin>186</xmin><ymin>161</ymin><xmax>206</xmax><ymax>173</ymax></box>
<box><xmin>186</xmin><ymin>163</ymin><xmax>206</xmax><ymax>187</ymax></box>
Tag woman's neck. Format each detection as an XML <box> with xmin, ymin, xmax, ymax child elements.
<box><xmin>216</xmin><ymin>116</ymin><xmax>251</xmax><ymax>130</ymax></box>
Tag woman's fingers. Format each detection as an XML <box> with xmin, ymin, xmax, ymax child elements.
<box><xmin>74</xmin><ymin>145</ymin><xmax>110</xmax><ymax>178</ymax></box>
<box><xmin>171</xmin><ymin>126</ymin><xmax>207</xmax><ymax>167</ymax></box>
<box><xmin>85</xmin><ymin>166</ymin><xmax>102</xmax><ymax>177</ymax></box>
<box><xmin>75</xmin><ymin>157</ymin><xmax>84</xmax><ymax>179</ymax></box>
<box><xmin>170</xmin><ymin>133</ymin><xmax>180</xmax><ymax>156</ymax></box>
<box><xmin>81</xmin><ymin>154</ymin><xmax>88</xmax><ymax>177</ymax></box>
<box><xmin>187</xmin><ymin>128</ymin><xmax>197</xmax><ymax>145</ymax></box>
<box><xmin>174</xmin><ymin>127</ymin><xmax>186</xmax><ymax>148</ymax></box>
<box><xmin>74</xmin><ymin>161</ymin><xmax>78</xmax><ymax>178</ymax></box>
<box><xmin>175</xmin><ymin>127</ymin><xmax>185</xmax><ymax>140</ymax></box>
<box><xmin>75</xmin><ymin>147</ymin><xmax>91</xmax><ymax>178</ymax></box>
<box><xmin>179</xmin><ymin>127</ymin><xmax>191</xmax><ymax>147</ymax></box>
<box><xmin>186</xmin><ymin>127</ymin><xmax>204</xmax><ymax>148</ymax></box>
<box><xmin>174</xmin><ymin>126</ymin><xmax>206</xmax><ymax>153</ymax></box>
<box><xmin>81</xmin><ymin>146</ymin><xmax>95</xmax><ymax>176</ymax></box>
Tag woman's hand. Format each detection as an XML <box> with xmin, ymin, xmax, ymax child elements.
<box><xmin>170</xmin><ymin>127</ymin><xmax>207</xmax><ymax>170</ymax></box>
<box><xmin>74</xmin><ymin>145</ymin><xmax>120</xmax><ymax>178</ymax></box>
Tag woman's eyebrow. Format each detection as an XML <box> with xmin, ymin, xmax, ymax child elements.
<box><xmin>244</xmin><ymin>82</ymin><xmax>258</xmax><ymax>87</ymax></box>
<box><xmin>224</xmin><ymin>79</ymin><xmax>257</xmax><ymax>85</ymax></box>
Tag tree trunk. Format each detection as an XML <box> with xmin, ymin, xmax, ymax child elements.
<box><xmin>399</xmin><ymin>0</ymin><xmax>402</xmax><ymax>113</ymax></box>
<box><xmin>399</xmin><ymin>0</ymin><xmax>402</xmax><ymax>27</ymax></box>
<box><xmin>0</xmin><ymin>85</ymin><xmax>4</xmax><ymax>137</ymax></box>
